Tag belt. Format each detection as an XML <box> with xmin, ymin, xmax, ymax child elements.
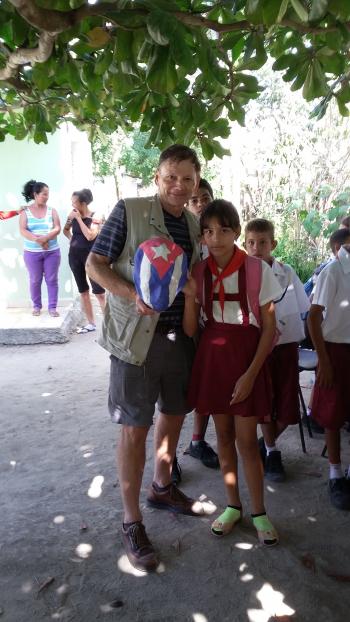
<box><xmin>155</xmin><ymin>323</ymin><xmax>183</xmax><ymax>336</ymax></box>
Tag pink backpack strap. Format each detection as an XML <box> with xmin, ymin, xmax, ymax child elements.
<box><xmin>245</xmin><ymin>255</ymin><xmax>262</xmax><ymax>326</ymax></box>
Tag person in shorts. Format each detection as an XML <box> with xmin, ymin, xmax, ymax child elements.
<box><xmin>86</xmin><ymin>145</ymin><xmax>205</xmax><ymax>572</ymax></box>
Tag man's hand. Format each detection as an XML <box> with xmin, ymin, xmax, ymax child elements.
<box><xmin>230</xmin><ymin>371</ymin><xmax>255</xmax><ymax>405</ymax></box>
<box><xmin>317</xmin><ymin>356</ymin><xmax>333</xmax><ymax>388</ymax></box>
<box><xmin>135</xmin><ymin>294</ymin><xmax>157</xmax><ymax>316</ymax></box>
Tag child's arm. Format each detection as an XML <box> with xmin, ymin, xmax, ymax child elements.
<box><xmin>0</xmin><ymin>206</ymin><xmax>25</xmax><ymax>220</ymax></box>
<box><xmin>230</xmin><ymin>300</ymin><xmax>276</xmax><ymax>404</ymax></box>
<box><xmin>182</xmin><ymin>275</ymin><xmax>200</xmax><ymax>337</ymax></box>
<box><xmin>307</xmin><ymin>304</ymin><xmax>333</xmax><ymax>387</ymax></box>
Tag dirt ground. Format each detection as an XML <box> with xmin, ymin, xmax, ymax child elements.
<box><xmin>1</xmin><ymin>329</ymin><xmax>350</xmax><ymax>622</ymax></box>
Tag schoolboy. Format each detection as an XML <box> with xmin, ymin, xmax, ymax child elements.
<box><xmin>307</xmin><ymin>232</ymin><xmax>350</xmax><ymax>510</ymax></box>
<box><xmin>245</xmin><ymin>218</ymin><xmax>310</xmax><ymax>481</ymax></box>
<box><xmin>171</xmin><ymin>179</ymin><xmax>219</xmax><ymax>481</ymax></box>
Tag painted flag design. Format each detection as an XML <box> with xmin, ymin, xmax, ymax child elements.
<box><xmin>133</xmin><ymin>237</ymin><xmax>188</xmax><ymax>312</ymax></box>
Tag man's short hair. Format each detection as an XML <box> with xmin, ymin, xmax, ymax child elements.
<box><xmin>330</xmin><ymin>227</ymin><xmax>350</xmax><ymax>252</ymax></box>
<box><xmin>198</xmin><ymin>178</ymin><xmax>214</xmax><ymax>198</ymax></box>
<box><xmin>158</xmin><ymin>144</ymin><xmax>201</xmax><ymax>172</ymax></box>
<box><xmin>245</xmin><ymin>218</ymin><xmax>275</xmax><ymax>241</ymax></box>
<box><xmin>340</xmin><ymin>215</ymin><xmax>350</xmax><ymax>229</ymax></box>
<box><xmin>200</xmin><ymin>199</ymin><xmax>240</xmax><ymax>233</ymax></box>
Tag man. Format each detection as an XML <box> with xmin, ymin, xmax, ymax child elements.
<box><xmin>86</xmin><ymin>145</ymin><xmax>205</xmax><ymax>573</ymax></box>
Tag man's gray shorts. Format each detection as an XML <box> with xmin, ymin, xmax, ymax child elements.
<box><xmin>108</xmin><ymin>331</ymin><xmax>195</xmax><ymax>427</ymax></box>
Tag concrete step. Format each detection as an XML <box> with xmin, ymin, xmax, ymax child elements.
<box><xmin>0</xmin><ymin>302</ymin><xmax>84</xmax><ymax>345</ymax></box>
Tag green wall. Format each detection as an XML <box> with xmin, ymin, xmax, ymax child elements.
<box><xmin>0</xmin><ymin>127</ymin><xmax>94</xmax><ymax>309</ymax></box>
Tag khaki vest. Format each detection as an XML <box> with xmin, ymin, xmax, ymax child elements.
<box><xmin>99</xmin><ymin>195</ymin><xmax>200</xmax><ymax>365</ymax></box>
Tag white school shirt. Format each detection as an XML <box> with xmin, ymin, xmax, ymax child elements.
<box><xmin>200</xmin><ymin>259</ymin><xmax>283</xmax><ymax>326</ymax></box>
<box><xmin>311</xmin><ymin>245</ymin><xmax>350</xmax><ymax>343</ymax></box>
<box><xmin>271</xmin><ymin>259</ymin><xmax>310</xmax><ymax>344</ymax></box>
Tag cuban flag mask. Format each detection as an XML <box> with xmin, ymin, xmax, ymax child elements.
<box><xmin>133</xmin><ymin>237</ymin><xmax>188</xmax><ymax>312</ymax></box>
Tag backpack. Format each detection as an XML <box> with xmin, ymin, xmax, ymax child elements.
<box><xmin>192</xmin><ymin>255</ymin><xmax>280</xmax><ymax>348</ymax></box>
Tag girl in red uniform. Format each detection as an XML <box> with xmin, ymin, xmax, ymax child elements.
<box><xmin>183</xmin><ymin>200</ymin><xmax>281</xmax><ymax>545</ymax></box>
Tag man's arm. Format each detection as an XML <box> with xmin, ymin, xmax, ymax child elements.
<box><xmin>86</xmin><ymin>252</ymin><xmax>136</xmax><ymax>301</ymax></box>
<box><xmin>307</xmin><ymin>304</ymin><xmax>333</xmax><ymax>387</ymax></box>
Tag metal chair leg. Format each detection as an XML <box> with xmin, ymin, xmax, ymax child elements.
<box><xmin>298</xmin><ymin>383</ymin><xmax>313</xmax><ymax>438</ymax></box>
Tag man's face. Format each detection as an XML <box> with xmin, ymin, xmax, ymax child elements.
<box><xmin>188</xmin><ymin>188</ymin><xmax>213</xmax><ymax>217</ymax></box>
<box><xmin>155</xmin><ymin>158</ymin><xmax>199</xmax><ymax>216</ymax></box>
<box><xmin>245</xmin><ymin>231</ymin><xmax>276</xmax><ymax>263</ymax></box>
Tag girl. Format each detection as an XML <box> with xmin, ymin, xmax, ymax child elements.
<box><xmin>183</xmin><ymin>200</ymin><xmax>282</xmax><ymax>546</ymax></box>
<box><xmin>19</xmin><ymin>180</ymin><xmax>61</xmax><ymax>316</ymax></box>
<box><xmin>64</xmin><ymin>189</ymin><xmax>105</xmax><ymax>333</ymax></box>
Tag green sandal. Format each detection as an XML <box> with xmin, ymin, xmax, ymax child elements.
<box><xmin>252</xmin><ymin>513</ymin><xmax>279</xmax><ymax>547</ymax></box>
<box><xmin>211</xmin><ymin>505</ymin><xmax>242</xmax><ymax>537</ymax></box>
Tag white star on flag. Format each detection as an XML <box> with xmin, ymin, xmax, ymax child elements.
<box><xmin>151</xmin><ymin>244</ymin><xmax>171</xmax><ymax>260</ymax></box>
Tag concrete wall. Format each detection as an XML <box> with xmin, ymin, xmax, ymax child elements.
<box><xmin>0</xmin><ymin>124</ymin><xmax>98</xmax><ymax>309</ymax></box>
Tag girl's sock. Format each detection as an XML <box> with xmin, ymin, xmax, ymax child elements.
<box><xmin>329</xmin><ymin>463</ymin><xmax>343</xmax><ymax>480</ymax></box>
<box><xmin>265</xmin><ymin>443</ymin><xmax>277</xmax><ymax>455</ymax></box>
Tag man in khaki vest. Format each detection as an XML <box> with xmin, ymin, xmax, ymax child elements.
<box><xmin>87</xmin><ymin>145</ymin><xmax>205</xmax><ymax>572</ymax></box>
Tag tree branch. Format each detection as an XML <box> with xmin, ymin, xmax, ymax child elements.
<box><xmin>0</xmin><ymin>31</ymin><xmax>56</xmax><ymax>80</ymax></box>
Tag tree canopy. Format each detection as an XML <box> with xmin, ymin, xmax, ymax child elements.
<box><xmin>1</xmin><ymin>0</ymin><xmax>350</xmax><ymax>157</ymax></box>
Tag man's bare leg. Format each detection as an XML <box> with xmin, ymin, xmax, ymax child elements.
<box><xmin>117</xmin><ymin>424</ymin><xmax>149</xmax><ymax>523</ymax></box>
<box><xmin>153</xmin><ymin>412</ymin><xmax>185</xmax><ymax>486</ymax></box>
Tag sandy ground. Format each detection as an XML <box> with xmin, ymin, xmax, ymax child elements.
<box><xmin>1</xmin><ymin>329</ymin><xmax>350</xmax><ymax>622</ymax></box>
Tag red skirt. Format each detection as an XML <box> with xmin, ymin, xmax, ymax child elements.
<box><xmin>188</xmin><ymin>322</ymin><xmax>272</xmax><ymax>421</ymax></box>
<box><xmin>312</xmin><ymin>342</ymin><xmax>350</xmax><ymax>430</ymax></box>
<box><xmin>268</xmin><ymin>342</ymin><xmax>299</xmax><ymax>425</ymax></box>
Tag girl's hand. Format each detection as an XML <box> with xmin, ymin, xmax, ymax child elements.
<box><xmin>68</xmin><ymin>209</ymin><xmax>80</xmax><ymax>220</ymax></box>
<box><xmin>182</xmin><ymin>274</ymin><xmax>197</xmax><ymax>299</ymax></box>
<box><xmin>230</xmin><ymin>371</ymin><xmax>255</xmax><ymax>405</ymax></box>
<box><xmin>317</xmin><ymin>357</ymin><xmax>333</xmax><ymax>388</ymax></box>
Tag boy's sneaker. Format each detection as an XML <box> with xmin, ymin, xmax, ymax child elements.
<box><xmin>329</xmin><ymin>478</ymin><xmax>350</xmax><ymax>510</ymax></box>
<box><xmin>264</xmin><ymin>451</ymin><xmax>286</xmax><ymax>482</ymax></box>
<box><xmin>122</xmin><ymin>522</ymin><xmax>158</xmax><ymax>572</ymax></box>
<box><xmin>258</xmin><ymin>437</ymin><xmax>266</xmax><ymax>466</ymax></box>
<box><xmin>186</xmin><ymin>440</ymin><xmax>219</xmax><ymax>469</ymax></box>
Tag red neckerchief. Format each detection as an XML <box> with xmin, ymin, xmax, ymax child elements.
<box><xmin>207</xmin><ymin>245</ymin><xmax>247</xmax><ymax>320</ymax></box>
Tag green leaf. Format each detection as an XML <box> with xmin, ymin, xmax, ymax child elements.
<box><xmin>302</xmin><ymin>59</ymin><xmax>328</xmax><ymax>100</ymax></box>
<box><xmin>262</xmin><ymin>0</ymin><xmax>283</xmax><ymax>26</ymax></box>
<box><xmin>200</xmin><ymin>136</ymin><xmax>214</xmax><ymax>160</ymax></box>
<box><xmin>309</xmin><ymin>0</ymin><xmax>329</xmax><ymax>21</ymax></box>
<box><xmin>277</xmin><ymin>0</ymin><xmax>290</xmax><ymax>21</ymax></box>
<box><xmin>290</xmin><ymin>0</ymin><xmax>309</xmax><ymax>22</ymax></box>
<box><xmin>147</xmin><ymin>46</ymin><xmax>178</xmax><ymax>93</ymax></box>
<box><xmin>147</xmin><ymin>11</ymin><xmax>170</xmax><ymax>46</ymax></box>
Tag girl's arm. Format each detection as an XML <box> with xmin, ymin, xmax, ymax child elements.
<box><xmin>307</xmin><ymin>304</ymin><xmax>333</xmax><ymax>387</ymax></box>
<box><xmin>19</xmin><ymin>211</ymin><xmax>38</xmax><ymax>242</ymax></box>
<box><xmin>35</xmin><ymin>209</ymin><xmax>61</xmax><ymax>244</ymax></box>
<box><xmin>0</xmin><ymin>206</ymin><xmax>25</xmax><ymax>220</ymax></box>
<box><xmin>182</xmin><ymin>275</ymin><xmax>200</xmax><ymax>337</ymax></box>
<box><xmin>230</xmin><ymin>301</ymin><xmax>276</xmax><ymax>404</ymax></box>
<box><xmin>63</xmin><ymin>219</ymin><xmax>72</xmax><ymax>241</ymax></box>
<box><xmin>73</xmin><ymin>212</ymin><xmax>98</xmax><ymax>242</ymax></box>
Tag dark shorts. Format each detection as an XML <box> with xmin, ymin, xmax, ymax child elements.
<box><xmin>269</xmin><ymin>342</ymin><xmax>299</xmax><ymax>425</ymax></box>
<box><xmin>108</xmin><ymin>330</ymin><xmax>195</xmax><ymax>427</ymax></box>
<box><xmin>68</xmin><ymin>248</ymin><xmax>105</xmax><ymax>295</ymax></box>
<box><xmin>312</xmin><ymin>342</ymin><xmax>350</xmax><ymax>430</ymax></box>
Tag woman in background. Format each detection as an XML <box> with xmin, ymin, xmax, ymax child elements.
<box><xmin>64</xmin><ymin>188</ymin><xmax>105</xmax><ymax>333</ymax></box>
<box><xmin>19</xmin><ymin>179</ymin><xmax>61</xmax><ymax>316</ymax></box>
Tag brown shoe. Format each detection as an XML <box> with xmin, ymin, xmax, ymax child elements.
<box><xmin>122</xmin><ymin>522</ymin><xmax>158</xmax><ymax>572</ymax></box>
<box><xmin>147</xmin><ymin>482</ymin><xmax>204</xmax><ymax>516</ymax></box>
